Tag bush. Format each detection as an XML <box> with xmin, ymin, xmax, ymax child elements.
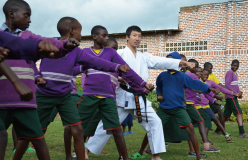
<box><xmin>146</xmin><ymin>90</ymin><xmax>159</xmax><ymax>111</ymax></box>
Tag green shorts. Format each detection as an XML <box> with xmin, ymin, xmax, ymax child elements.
<box><xmin>83</xmin><ymin>109</ymin><xmax>101</xmax><ymax>136</ymax></box>
<box><xmin>78</xmin><ymin>96</ymin><xmax>120</xmax><ymax>133</ymax></box>
<box><xmin>198</xmin><ymin>108</ymin><xmax>212</xmax><ymax>129</ymax></box>
<box><xmin>156</xmin><ymin>107</ymin><xmax>192</xmax><ymax>129</ymax></box>
<box><xmin>224</xmin><ymin>97</ymin><xmax>243</xmax><ymax>118</ymax></box>
<box><xmin>0</xmin><ymin>117</ymin><xmax>6</xmax><ymax>131</ymax></box>
<box><xmin>48</xmin><ymin>94</ymin><xmax>81</xmax><ymax>123</ymax></box>
<box><xmin>36</xmin><ymin>92</ymin><xmax>81</xmax><ymax>130</ymax></box>
<box><xmin>0</xmin><ymin>108</ymin><xmax>44</xmax><ymax>140</ymax></box>
<box><xmin>209</xmin><ymin>102</ymin><xmax>221</xmax><ymax>114</ymax></box>
<box><xmin>163</xmin><ymin>116</ymin><xmax>190</xmax><ymax>142</ymax></box>
<box><xmin>186</xmin><ymin>104</ymin><xmax>204</xmax><ymax>124</ymax></box>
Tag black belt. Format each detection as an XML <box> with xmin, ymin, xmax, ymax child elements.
<box><xmin>120</xmin><ymin>84</ymin><xmax>148</xmax><ymax>123</ymax></box>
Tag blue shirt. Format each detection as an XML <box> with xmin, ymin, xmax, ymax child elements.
<box><xmin>156</xmin><ymin>71</ymin><xmax>210</xmax><ymax>110</ymax></box>
<box><xmin>0</xmin><ymin>23</ymin><xmax>23</xmax><ymax>37</ymax></box>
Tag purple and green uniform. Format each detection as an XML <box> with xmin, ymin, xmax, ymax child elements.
<box><xmin>205</xmin><ymin>80</ymin><xmax>234</xmax><ymax>113</ymax></box>
<box><xmin>224</xmin><ymin>69</ymin><xmax>242</xmax><ymax>118</ymax></box>
<box><xmin>156</xmin><ymin>70</ymin><xmax>211</xmax><ymax>130</ymax></box>
<box><xmin>35</xmin><ymin>47</ymin><xmax>123</xmax><ymax>130</ymax></box>
<box><xmin>78</xmin><ymin>47</ymin><xmax>146</xmax><ymax>133</ymax></box>
<box><xmin>48</xmin><ymin>66</ymin><xmax>83</xmax><ymax>123</ymax></box>
<box><xmin>0</xmin><ymin>23</ymin><xmax>71</xmax><ymax>140</ymax></box>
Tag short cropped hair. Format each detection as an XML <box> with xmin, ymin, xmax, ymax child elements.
<box><xmin>3</xmin><ymin>0</ymin><xmax>29</xmax><ymax>18</ymax></box>
<box><xmin>232</xmin><ymin>59</ymin><xmax>239</xmax><ymax>65</ymax></box>
<box><xmin>204</xmin><ymin>62</ymin><xmax>213</xmax><ymax>68</ymax></box>
<box><xmin>91</xmin><ymin>25</ymin><xmax>107</xmax><ymax>37</ymax></box>
<box><xmin>108</xmin><ymin>37</ymin><xmax>117</xmax><ymax>44</ymax></box>
<box><xmin>202</xmin><ymin>69</ymin><xmax>210</xmax><ymax>73</ymax></box>
<box><xmin>188</xmin><ymin>59</ymin><xmax>198</xmax><ymax>64</ymax></box>
<box><xmin>57</xmin><ymin>17</ymin><xmax>80</xmax><ymax>36</ymax></box>
<box><xmin>126</xmin><ymin>26</ymin><xmax>142</xmax><ymax>37</ymax></box>
<box><xmin>180</xmin><ymin>54</ymin><xmax>186</xmax><ymax>59</ymax></box>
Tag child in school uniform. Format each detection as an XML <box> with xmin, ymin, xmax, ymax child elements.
<box><xmin>77</xmin><ymin>25</ymin><xmax>154</xmax><ymax>160</ymax></box>
<box><xmin>204</xmin><ymin>62</ymin><xmax>230</xmax><ymax>135</ymax></box>
<box><xmin>33</xmin><ymin>17</ymin><xmax>131</xmax><ymax>160</ymax></box>
<box><xmin>224</xmin><ymin>60</ymin><xmax>248</xmax><ymax>138</ymax></box>
<box><xmin>156</xmin><ymin>52</ymin><xmax>220</xmax><ymax>160</ymax></box>
<box><xmin>0</xmin><ymin>1</ymin><xmax>80</xmax><ymax>159</ymax></box>
<box><xmin>200</xmin><ymin>69</ymin><xmax>237</xmax><ymax>142</ymax></box>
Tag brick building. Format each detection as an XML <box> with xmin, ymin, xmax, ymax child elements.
<box><xmin>79</xmin><ymin>0</ymin><xmax>248</xmax><ymax>100</ymax></box>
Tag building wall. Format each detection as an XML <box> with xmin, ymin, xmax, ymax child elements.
<box><xmin>80</xmin><ymin>1</ymin><xmax>248</xmax><ymax>100</ymax></box>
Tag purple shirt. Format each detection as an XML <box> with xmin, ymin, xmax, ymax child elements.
<box><xmin>82</xmin><ymin>47</ymin><xmax>146</xmax><ymax>99</ymax></box>
<box><xmin>225</xmin><ymin>69</ymin><xmax>239</xmax><ymax>99</ymax></box>
<box><xmin>35</xmin><ymin>47</ymin><xmax>121</xmax><ymax>97</ymax></box>
<box><xmin>0</xmin><ymin>30</ymin><xmax>76</xmax><ymax>109</ymax></box>
<box><xmin>185</xmin><ymin>71</ymin><xmax>202</xmax><ymax>103</ymax></box>
<box><xmin>0</xmin><ymin>31</ymin><xmax>40</xmax><ymax>60</ymax></box>
<box><xmin>206</xmin><ymin>80</ymin><xmax>233</xmax><ymax>96</ymax></box>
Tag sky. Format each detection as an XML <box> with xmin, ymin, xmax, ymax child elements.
<box><xmin>0</xmin><ymin>0</ymin><xmax>230</xmax><ymax>37</ymax></box>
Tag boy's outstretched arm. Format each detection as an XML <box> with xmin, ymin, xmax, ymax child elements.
<box><xmin>24</xmin><ymin>31</ymin><xmax>80</xmax><ymax>58</ymax></box>
<box><xmin>184</xmin><ymin>74</ymin><xmax>220</xmax><ymax>94</ymax></box>
<box><xmin>0</xmin><ymin>61</ymin><xmax>33</xmax><ymax>101</ymax></box>
<box><xmin>0</xmin><ymin>31</ymin><xmax>61</xmax><ymax>60</ymax></box>
<box><xmin>143</xmin><ymin>52</ymin><xmax>195</xmax><ymax>71</ymax></box>
<box><xmin>76</xmin><ymin>49</ymin><xmax>129</xmax><ymax>74</ymax></box>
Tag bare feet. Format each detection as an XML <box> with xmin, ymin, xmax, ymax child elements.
<box><xmin>152</xmin><ymin>154</ymin><xmax>162</xmax><ymax>160</ymax></box>
<box><xmin>101</xmin><ymin>150</ymin><xmax>106</xmax><ymax>154</ymax></box>
<box><xmin>85</xmin><ymin>147</ymin><xmax>89</xmax><ymax>160</ymax></box>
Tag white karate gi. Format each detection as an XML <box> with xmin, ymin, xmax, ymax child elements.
<box><xmin>86</xmin><ymin>46</ymin><xmax>181</xmax><ymax>155</ymax></box>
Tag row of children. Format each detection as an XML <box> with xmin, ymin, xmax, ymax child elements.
<box><xmin>0</xmin><ymin>0</ymin><xmax>194</xmax><ymax>160</ymax></box>
<box><xmin>0</xmin><ymin>1</ymin><xmax>247</xmax><ymax>160</ymax></box>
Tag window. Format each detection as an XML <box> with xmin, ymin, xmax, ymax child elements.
<box><xmin>165</xmin><ymin>41</ymin><xmax>208</xmax><ymax>52</ymax></box>
<box><xmin>118</xmin><ymin>43</ymin><xmax>148</xmax><ymax>53</ymax></box>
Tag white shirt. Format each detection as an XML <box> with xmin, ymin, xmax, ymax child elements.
<box><xmin>116</xmin><ymin>46</ymin><xmax>181</xmax><ymax>109</ymax></box>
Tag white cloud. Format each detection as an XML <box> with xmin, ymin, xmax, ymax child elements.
<box><xmin>0</xmin><ymin>0</ymin><xmax>228</xmax><ymax>37</ymax></box>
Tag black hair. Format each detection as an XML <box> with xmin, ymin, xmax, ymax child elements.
<box><xmin>202</xmin><ymin>69</ymin><xmax>210</xmax><ymax>73</ymax></box>
<box><xmin>91</xmin><ymin>25</ymin><xmax>107</xmax><ymax>37</ymax></box>
<box><xmin>57</xmin><ymin>17</ymin><xmax>80</xmax><ymax>36</ymax></box>
<box><xmin>108</xmin><ymin>37</ymin><xmax>117</xmax><ymax>44</ymax></box>
<box><xmin>196</xmin><ymin>66</ymin><xmax>202</xmax><ymax>70</ymax></box>
<box><xmin>231</xmin><ymin>59</ymin><xmax>239</xmax><ymax>65</ymax></box>
<box><xmin>180</xmin><ymin>54</ymin><xmax>186</xmax><ymax>59</ymax></box>
<box><xmin>204</xmin><ymin>62</ymin><xmax>213</xmax><ymax>69</ymax></box>
<box><xmin>188</xmin><ymin>59</ymin><xmax>198</xmax><ymax>64</ymax></box>
<box><xmin>126</xmin><ymin>25</ymin><xmax>142</xmax><ymax>37</ymax></box>
<box><xmin>3</xmin><ymin>0</ymin><xmax>30</xmax><ymax>18</ymax></box>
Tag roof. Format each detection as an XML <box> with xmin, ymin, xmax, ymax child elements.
<box><xmin>81</xmin><ymin>29</ymin><xmax>182</xmax><ymax>38</ymax></box>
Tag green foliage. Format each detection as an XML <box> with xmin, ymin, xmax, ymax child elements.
<box><xmin>146</xmin><ymin>90</ymin><xmax>159</xmax><ymax>111</ymax></box>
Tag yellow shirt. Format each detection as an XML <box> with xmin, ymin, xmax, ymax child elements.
<box><xmin>195</xmin><ymin>105</ymin><xmax>202</xmax><ymax>109</ymax></box>
<box><xmin>207</xmin><ymin>73</ymin><xmax>220</xmax><ymax>84</ymax></box>
<box><xmin>202</xmin><ymin>105</ymin><xmax>210</xmax><ymax>109</ymax></box>
<box><xmin>186</xmin><ymin>102</ymin><xmax>194</xmax><ymax>104</ymax></box>
<box><xmin>93</xmin><ymin>49</ymin><xmax>106</xmax><ymax>99</ymax></box>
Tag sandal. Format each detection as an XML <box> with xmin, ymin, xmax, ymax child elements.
<box><xmin>144</xmin><ymin>149</ymin><xmax>151</xmax><ymax>155</ymax></box>
<box><xmin>129</xmin><ymin>152</ymin><xmax>146</xmax><ymax>159</ymax></box>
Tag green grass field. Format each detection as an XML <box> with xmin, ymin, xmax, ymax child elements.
<box><xmin>5</xmin><ymin>119</ymin><xmax>248</xmax><ymax>160</ymax></box>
